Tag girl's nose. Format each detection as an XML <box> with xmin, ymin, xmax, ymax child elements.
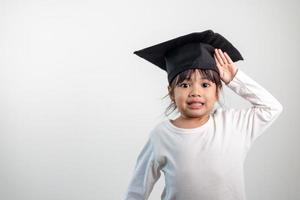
<box><xmin>189</xmin><ymin>86</ymin><xmax>203</xmax><ymax>97</ymax></box>
<box><xmin>190</xmin><ymin>94</ymin><xmax>201</xmax><ymax>98</ymax></box>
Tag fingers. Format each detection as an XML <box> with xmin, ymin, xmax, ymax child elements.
<box><xmin>214</xmin><ymin>49</ymin><xmax>224</xmax><ymax>65</ymax></box>
<box><xmin>223</xmin><ymin>52</ymin><xmax>234</xmax><ymax>64</ymax></box>
<box><xmin>215</xmin><ymin>49</ymin><xmax>228</xmax><ymax>65</ymax></box>
<box><xmin>218</xmin><ymin>49</ymin><xmax>228</xmax><ymax>64</ymax></box>
<box><xmin>214</xmin><ymin>54</ymin><xmax>223</xmax><ymax>76</ymax></box>
<box><xmin>214</xmin><ymin>54</ymin><xmax>219</xmax><ymax>64</ymax></box>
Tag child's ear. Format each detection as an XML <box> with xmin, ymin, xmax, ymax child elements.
<box><xmin>168</xmin><ymin>86</ymin><xmax>171</xmax><ymax>92</ymax></box>
<box><xmin>168</xmin><ymin>86</ymin><xmax>175</xmax><ymax>100</ymax></box>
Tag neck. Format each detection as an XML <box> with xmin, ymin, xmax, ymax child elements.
<box><xmin>172</xmin><ymin>114</ymin><xmax>210</xmax><ymax>129</ymax></box>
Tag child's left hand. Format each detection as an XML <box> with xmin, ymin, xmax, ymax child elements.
<box><xmin>214</xmin><ymin>48</ymin><xmax>238</xmax><ymax>85</ymax></box>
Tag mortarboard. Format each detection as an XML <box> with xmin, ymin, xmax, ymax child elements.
<box><xmin>133</xmin><ymin>29</ymin><xmax>244</xmax><ymax>84</ymax></box>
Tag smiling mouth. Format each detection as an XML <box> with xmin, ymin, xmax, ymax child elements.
<box><xmin>187</xmin><ymin>102</ymin><xmax>204</xmax><ymax>109</ymax></box>
<box><xmin>188</xmin><ymin>102</ymin><xmax>204</xmax><ymax>105</ymax></box>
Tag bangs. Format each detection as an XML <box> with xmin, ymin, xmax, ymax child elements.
<box><xmin>172</xmin><ymin>68</ymin><xmax>220</xmax><ymax>86</ymax></box>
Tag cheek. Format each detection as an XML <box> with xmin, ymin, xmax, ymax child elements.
<box><xmin>175</xmin><ymin>95</ymin><xmax>185</xmax><ymax>103</ymax></box>
<box><xmin>174</xmin><ymin>93</ymin><xmax>187</xmax><ymax>104</ymax></box>
<box><xmin>207</xmin><ymin>93</ymin><xmax>218</xmax><ymax>104</ymax></box>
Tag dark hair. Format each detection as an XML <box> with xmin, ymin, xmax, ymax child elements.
<box><xmin>161</xmin><ymin>68</ymin><xmax>224</xmax><ymax>117</ymax></box>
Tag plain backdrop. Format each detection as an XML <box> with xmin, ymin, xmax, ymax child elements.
<box><xmin>0</xmin><ymin>0</ymin><xmax>299</xmax><ymax>199</ymax></box>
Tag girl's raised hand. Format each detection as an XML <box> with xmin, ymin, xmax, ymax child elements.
<box><xmin>214</xmin><ymin>48</ymin><xmax>238</xmax><ymax>85</ymax></box>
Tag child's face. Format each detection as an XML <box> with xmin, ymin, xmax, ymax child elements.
<box><xmin>170</xmin><ymin>70</ymin><xmax>218</xmax><ymax>119</ymax></box>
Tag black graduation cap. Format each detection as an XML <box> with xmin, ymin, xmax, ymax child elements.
<box><xmin>133</xmin><ymin>29</ymin><xmax>244</xmax><ymax>84</ymax></box>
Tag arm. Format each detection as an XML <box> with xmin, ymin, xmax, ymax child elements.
<box><xmin>226</xmin><ymin>69</ymin><xmax>283</xmax><ymax>149</ymax></box>
<box><xmin>122</xmin><ymin>135</ymin><xmax>161</xmax><ymax>200</ymax></box>
<box><xmin>214</xmin><ymin>48</ymin><xmax>283</xmax><ymax>149</ymax></box>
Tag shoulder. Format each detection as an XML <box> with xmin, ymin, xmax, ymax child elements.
<box><xmin>146</xmin><ymin>119</ymin><xmax>176</xmax><ymax>144</ymax></box>
<box><xmin>149</xmin><ymin>120</ymin><xmax>168</xmax><ymax>137</ymax></box>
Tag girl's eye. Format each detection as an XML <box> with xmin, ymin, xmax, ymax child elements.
<box><xmin>202</xmin><ymin>83</ymin><xmax>210</xmax><ymax>88</ymax></box>
<box><xmin>179</xmin><ymin>83</ymin><xmax>211</xmax><ymax>88</ymax></box>
<box><xmin>179</xmin><ymin>83</ymin><xmax>189</xmax><ymax>88</ymax></box>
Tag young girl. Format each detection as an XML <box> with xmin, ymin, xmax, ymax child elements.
<box><xmin>122</xmin><ymin>30</ymin><xmax>283</xmax><ymax>200</ymax></box>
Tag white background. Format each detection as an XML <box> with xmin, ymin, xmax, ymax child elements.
<box><xmin>0</xmin><ymin>0</ymin><xmax>299</xmax><ymax>199</ymax></box>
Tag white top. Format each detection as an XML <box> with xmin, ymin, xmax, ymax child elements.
<box><xmin>122</xmin><ymin>69</ymin><xmax>283</xmax><ymax>200</ymax></box>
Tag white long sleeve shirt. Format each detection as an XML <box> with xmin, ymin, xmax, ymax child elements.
<box><xmin>122</xmin><ymin>69</ymin><xmax>283</xmax><ymax>200</ymax></box>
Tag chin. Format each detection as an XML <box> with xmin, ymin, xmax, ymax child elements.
<box><xmin>183</xmin><ymin>111</ymin><xmax>208</xmax><ymax>118</ymax></box>
<box><xmin>189</xmin><ymin>107</ymin><xmax>213</xmax><ymax>115</ymax></box>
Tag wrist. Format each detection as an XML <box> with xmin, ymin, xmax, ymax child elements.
<box><xmin>226</xmin><ymin>68</ymin><xmax>239</xmax><ymax>85</ymax></box>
